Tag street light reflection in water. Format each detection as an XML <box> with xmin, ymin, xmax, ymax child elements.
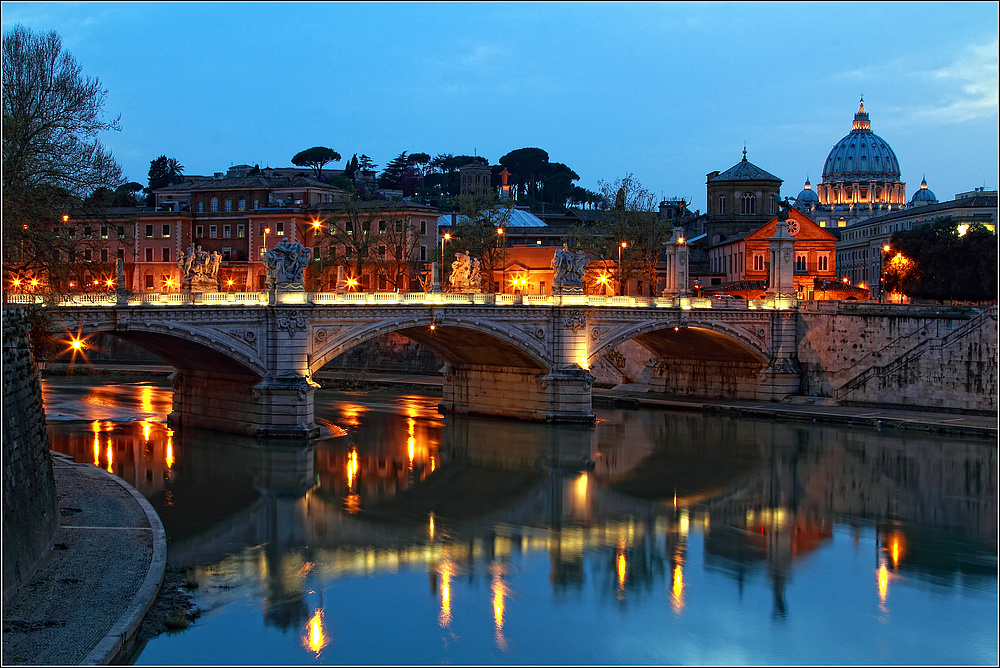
<box><xmin>40</xmin><ymin>378</ymin><xmax>998</xmax><ymax>666</ymax></box>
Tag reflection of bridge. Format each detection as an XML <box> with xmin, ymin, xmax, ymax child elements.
<box><xmin>30</xmin><ymin>292</ymin><xmax>992</xmax><ymax>437</ymax></box>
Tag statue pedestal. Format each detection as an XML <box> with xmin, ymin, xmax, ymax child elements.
<box><xmin>183</xmin><ymin>276</ymin><xmax>220</xmax><ymax>293</ymax></box>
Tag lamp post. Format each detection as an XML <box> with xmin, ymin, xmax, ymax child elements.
<box><xmin>312</xmin><ymin>219</ymin><xmax>324</xmax><ymax>291</ymax></box>
<box><xmin>879</xmin><ymin>243</ymin><xmax>890</xmax><ymax>303</ymax></box>
<box><xmin>618</xmin><ymin>241</ymin><xmax>627</xmax><ymax>296</ymax></box>
<box><xmin>497</xmin><ymin>227</ymin><xmax>505</xmax><ymax>293</ymax></box>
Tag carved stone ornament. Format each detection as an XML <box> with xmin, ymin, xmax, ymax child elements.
<box><xmin>591</xmin><ymin>327</ymin><xmax>601</xmax><ymax>340</ymax></box>
<box><xmin>534</xmin><ymin>327</ymin><xmax>545</xmax><ymax>339</ymax></box>
<box><xmin>563</xmin><ymin>310</ymin><xmax>586</xmax><ymax>331</ymax></box>
<box><xmin>782</xmin><ymin>248</ymin><xmax>793</xmax><ymax>263</ymax></box>
<box><xmin>277</xmin><ymin>310</ymin><xmax>307</xmax><ymax>337</ymax></box>
<box><xmin>315</xmin><ymin>329</ymin><xmax>327</xmax><ymax>342</ymax></box>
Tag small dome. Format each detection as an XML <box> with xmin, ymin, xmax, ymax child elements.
<box><xmin>910</xmin><ymin>177</ymin><xmax>937</xmax><ymax>203</ymax></box>
<box><xmin>796</xmin><ymin>177</ymin><xmax>819</xmax><ymax>204</ymax></box>
<box><xmin>822</xmin><ymin>99</ymin><xmax>900</xmax><ymax>181</ymax></box>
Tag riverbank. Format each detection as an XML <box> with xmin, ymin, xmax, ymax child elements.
<box><xmin>1</xmin><ymin>454</ymin><xmax>168</xmax><ymax>665</ymax></box>
<box><xmin>42</xmin><ymin>365</ymin><xmax>998</xmax><ymax>440</ymax></box>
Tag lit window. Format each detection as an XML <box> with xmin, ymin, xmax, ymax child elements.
<box><xmin>100</xmin><ymin>226</ymin><xmax>109</xmax><ymax>239</ymax></box>
<box><xmin>223</xmin><ymin>225</ymin><xmax>231</xmax><ymax>239</ymax></box>
<box><xmin>162</xmin><ymin>224</ymin><xmax>171</xmax><ymax>238</ymax></box>
<box><xmin>144</xmin><ymin>224</ymin><xmax>153</xmax><ymax>238</ymax></box>
<box><xmin>276</xmin><ymin>221</ymin><xmax>284</xmax><ymax>236</ymax></box>
<box><xmin>237</xmin><ymin>224</ymin><xmax>245</xmax><ymax>238</ymax></box>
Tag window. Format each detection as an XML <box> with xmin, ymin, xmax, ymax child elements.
<box><xmin>377</xmin><ymin>246</ymin><xmax>386</xmax><ymax>259</ymax></box>
<box><xmin>740</xmin><ymin>192</ymin><xmax>755</xmax><ymax>215</ymax></box>
<box><xmin>198</xmin><ymin>201</ymin><xmax>204</xmax><ymax>213</ymax></box>
<box><xmin>117</xmin><ymin>248</ymin><xmax>125</xmax><ymax>260</ymax></box>
<box><xmin>84</xmin><ymin>226</ymin><xmax>93</xmax><ymax>238</ymax></box>
<box><xmin>346</xmin><ymin>221</ymin><xmax>354</xmax><ymax>234</ymax></box>
<box><xmin>144</xmin><ymin>224</ymin><xmax>154</xmax><ymax>238</ymax></box>
<box><xmin>237</xmin><ymin>224</ymin><xmax>245</xmax><ymax>238</ymax></box>
<box><xmin>378</xmin><ymin>220</ymin><xmax>386</xmax><ymax>234</ymax></box>
<box><xmin>145</xmin><ymin>248</ymin><xmax>153</xmax><ymax>262</ymax></box>
<box><xmin>145</xmin><ymin>273</ymin><xmax>154</xmax><ymax>290</ymax></box>
<box><xmin>260</xmin><ymin>247</ymin><xmax>267</xmax><ymax>258</ymax></box>
<box><xmin>276</xmin><ymin>221</ymin><xmax>284</xmax><ymax>236</ymax></box>
<box><xmin>753</xmin><ymin>253</ymin><xmax>765</xmax><ymax>272</ymax></box>
<box><xmin>768</xmin><ymin>195</ymin><xmax>776</xmax><ymax>215</ymax></box>
<box><xmin>420</xmin><ymin>220</ymin><xmax>427</xmax><ymax>235</ymax></box>
<box><xmin>223</xmin><ymin>225</ymin><xmax>231</xmax><ymax>239</ymax></box>
<box><xmin>718</xmin><ymin>195</ymin><xmax>726</xmax><ymax>215</ymax></box>
<box><xmin>195</xmin><ymin>225</ymin><xmax>204</xmax><ymax>238</ymax></box>
<box><xmin>100</xmin><ymin>226</ymin><xmax>109</xmax><ymax>239</ymax></box>
<box><xmin>222</xmin><ymin>247</ymin><xmax>232</xmax><ymax>260</ymax></box>
<box><xmin>101</xmin><ymin>248</ymin><xmax>109</xmax><ymax>263</ymax></box>
<box><xmin>259</xmin><ymin>223</ymin><xmax>267</xmax><ymax>235</ymax></box>
<box><xmin>161</xmin><ymin>247</ymin><xmax>171</xmax><ymax>262</ymax></box>
<box><xmin>210</xmin><ymin>197</ymin><xmax>219</xmax><ymax>212</ymax></box>
<box><xmin>224</xmin><ymin>198</ymin><xmax>233</xmax><ymax>212</ymax></box>
<box><xmin>162</xmin><ymin>224</ymin><xmax>171</xmax><ymax>238</ymax></box>
<box><xmin>116</xmin><ymin>226</ymin><xmax>125</xmax><ymax>238</ymax></box>
<box><xmin>238</xmin><ymin>197</ymin><xmax>246</xmax><ymax>211</ymax></box>
<box><xmin>253</xmin><ymin>200</ymin><xmax>259</xmax><ymax>210</ymax></box>
<box><xmin>420</xmin><ymin>245</ymin><xmax>427</xmax><ymax>261</ymax></box>
<box><xmin>795</xmin><ymin>253</ymin><xmax>807</xmax><ymax>272</ymax></box>
<box><xmin>818</xmin><ymin>255</ymin><xmax>829</xmax><ymax>271</ymax></box>
<box><xmin>209</xmin><ymin>225</ymin><xmax>217</xmax><ymax>239</ymax></box>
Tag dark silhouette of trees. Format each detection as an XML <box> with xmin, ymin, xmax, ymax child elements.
<box><xmin>291</xmin><ymin>146</ymin><xmax>341</xmax><ymax>180</ymax></box>
<box><xmin>884</xmin><ymin>219</ymin><xmax>997</xmax><ymax>303</ymax></box>
<box><xmin>2</xmin><ymin>24</ymin><xmax>124</xmax><ymax>283</ymax></box>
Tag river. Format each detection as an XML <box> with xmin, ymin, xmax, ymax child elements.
<box><xmin>41</xmin><ymin>375</ymin><xmax>997</xmax><ymax>665</ymax></box>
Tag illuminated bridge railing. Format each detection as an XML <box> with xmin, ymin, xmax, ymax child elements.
<box><xmin>3</xmin><ymin>292</ymin><xmax>774</xmax><ymax>310</ymax></box>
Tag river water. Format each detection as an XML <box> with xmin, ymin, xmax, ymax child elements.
<box><xmin>41</xmin><ymin>375</ymin><xmax>997</xmax><ymax>665</ymax></box>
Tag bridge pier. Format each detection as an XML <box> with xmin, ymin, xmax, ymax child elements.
<box><xmin>168</xmin><ymin>369</ymin><xmax>319</xmax><ymax>439</ymax></box>
<box><xmin>440</xmin><ymin>364</ymin><xmax>595</xmax><ymax>423</ymax></box>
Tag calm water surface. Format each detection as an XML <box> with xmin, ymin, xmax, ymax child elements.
<box><xmin>42</xmin><ymin>376</ymin><xmax>998</xmax><ymax>665</ymax></box>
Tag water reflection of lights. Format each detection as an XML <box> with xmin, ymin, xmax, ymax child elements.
<box><xmin>92</xmin><ymin>421</ymin><xmax>101</xmax><ymax>466</ymax></box>
<box><xmin>346</xmin><ymin>448</ymin><xmax>359</xmax><ymax>488</ymax></box>
<box><xmin>340</xmin><ymin>403</ymin><xmax>367</xmax><ymax>428</ymax></box>
<box><xmin>490</xmin><ymin>562</ymin><xmax>509</xmax><ymax>651</ymax></box>
<box><xmin>877</xmin><ymin>560</ymin><xmax>889</xmax><ymax>604</ymax></box>
<box><xmin>106</xmin><ymin>438</ymin><xmax>114</xmax><ymax>473</ymax></box>
<box><xmin>140</xmin><ymin>384</ymin><xmax>154</xmax><ymax>414</ymax></box>
<box><xmin>889</xmin><ymin>534</ymin><xmax>904</xmax><ymax>568</ymax></box>
<box><xmin>428</xmin><ymin>512</ymin><xmax>435</xmax><ymax>541</ymax></box>
<box><xmin>671</xmin><ymin>562</ymin><xmax>685</xmax><ymax>613</ymax></box>
<box><xmin>165</xmin><ymin>429</ymin><xmax>174</xmax><ymax>469</ymax></box>
<box><xmin>141</xmin><ymin>420</ymin><xmax>151</xmax><ymax>442</ymax></box>
<box><xmin>616</xmin><ymin>551</ymin><xmax>627</xmax><ymax>595</ymax></box>
<box><xmin>302</xmin><ymin>608</ymin><xmax>330</xmax><ymax>656</ymax></box>
<box><xmin>438</xmin><ymin>559</ymin><xmax>453</xmax><ymax>628</ymax></box>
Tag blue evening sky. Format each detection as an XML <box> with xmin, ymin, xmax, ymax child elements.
<box><xmin>3</xmin><ymin>2</ymin><xmax>997</xmax><ymax>212</ymax></box>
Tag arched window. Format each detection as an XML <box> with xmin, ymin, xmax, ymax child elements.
<box><xmin>198</xmin><ymin>201</ymin><xmax>204</xmax><ymax>213</ymax></box>
<box><xmin>210</xmin><ymin>197</ymin><xmax>219</xmax><ymax>212</ymax></box>
<box><xmin>717</xmin><ymin>195</ymin><xmax>726</xmax><ymax>215</ymax></box>
<box><xmin>740</xmin><ymin>192</ymin><xmax>755</xmax><ymax>215</ymax></box>
<box><xmin>238</xmin><ymin>197</ymin><xmax>246</xmax><ymax>211</ymax></box>
<box><xmin>224</xmin><ymin>198</ymin><xmax>233</xmax><ymax>212</ymax></box>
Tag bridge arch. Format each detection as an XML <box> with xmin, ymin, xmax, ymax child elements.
<box><xmin>589</xmin><ymin>319</ymin><xmax>770</xmax><ymax>367</ymax></box>
<box><xmin>308</xmin><ymin>314</ymin><xmax>553</xmax><ymax>376</ymax></box>
<box><xmin>61</xmin><ymin>321</ymin><xmax>267</xmax><ymax>378</ymax></box>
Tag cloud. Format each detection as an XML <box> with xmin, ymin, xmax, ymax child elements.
<box><xmin>908</xmin><ymin>37</ymin><xmax>999</xmax><ymax>125</ymax></box>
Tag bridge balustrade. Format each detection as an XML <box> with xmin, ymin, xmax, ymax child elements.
<box><xmin>3</xmin><ymin>291</ymin><xmax>783</xmax><ymax>311</ymax></box>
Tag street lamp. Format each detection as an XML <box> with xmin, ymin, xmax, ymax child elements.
<box><xmin>441</xmin><ymin>232</ymin><xmax>451</xmax><ymax>268</ymax></box>
<box><xmin>879</xmin><ymin>243</ymin><xmax>890</xmax><ymax>303</ymax></box>
<box><xmin>312</xmin><ymin>218</ymin><xmax>325</xmax><ymax>291</ymax></box>
<box><xmin>497</xmin><ymin>227</ymin><xmax>505</xmax><ymax>293</ymax></box>
<box><xmin>618</xmin><ymin>241</ymin><xmax>627</xmax><ymax>295</ymax></box>
<box><xmin>263</xmin><ymin>227</ymin><xmax>271</xmax><ymax>259</ymax></box>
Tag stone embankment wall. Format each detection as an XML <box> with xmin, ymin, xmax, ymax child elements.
<box><xmin>2</xmin><ymin>308</ymin><xmax>58</xmax><ymax>603</ymax></box>
<box><xmin>797</xmin><ymin>303</ymin><xmax>998</xmax><ymax>412</ymax></box>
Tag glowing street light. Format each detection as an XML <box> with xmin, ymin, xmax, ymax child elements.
<box><xmin>618</xmin><ymin>241</ymin><xmax>628</xmax><ymax>295</ymax></box>
<box><xmin>262</xmin><ymin>227</ymin><xmax>271</xmax><ymax>259</ymax></box>
<box><xmin>878</xmin><ymin>244</ymin><xmax>891</xmax><ymax>302</ymax></box>
<box><xmin>497</xmin><ymin>227</ymin><xmax>505</xmax><ymax>293</ymax></box>
<box><xmin>441</xmin><ymin>232</ymin><xmax>451</xmax><ymax>266</ymax></box>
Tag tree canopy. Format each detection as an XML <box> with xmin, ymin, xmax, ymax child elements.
<box><xmin>291</xmin><ymin>146</ymin><xmax>341</xmax><ymax>180</ymax></box>
<box><xmin>883</xmin><ymin>219</ymin><xmax>997</xmax><ymax>303</ymax></box>
<box><xmin>2</xmin><ymin>24</ymin><xmax>124</xmax><ymax>281</ymax></box>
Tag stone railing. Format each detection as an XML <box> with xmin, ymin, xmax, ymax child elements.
<box><xmin>3</xmin><ymin>291</ymin><xmax>788</xmax><ymax>310</ymax></box>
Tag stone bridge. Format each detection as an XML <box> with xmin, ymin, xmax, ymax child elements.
<box><xmin>17</xmin><ymin>291</ymin><xmax>994</xmax><ymax>437</ymax></box>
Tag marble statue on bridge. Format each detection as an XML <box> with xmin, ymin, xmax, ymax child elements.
<box><xmin>551</xmin><ymin>245</ymin><xmax>589</xmax><ymax>294</ymax></box>
<box><xmin>449</xmin><ymin>251</ymin><xmax>481</xmax><ymax>292</ymax></box>
<box><xmin>264</xmin><ymin>238</ymin><xmax>313</xmax><ymax>291</ymax></box>
<box><xmin>177</xmin><ymin>244</ymin><xmax>223</xmax><ymax>292</ymax></box>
